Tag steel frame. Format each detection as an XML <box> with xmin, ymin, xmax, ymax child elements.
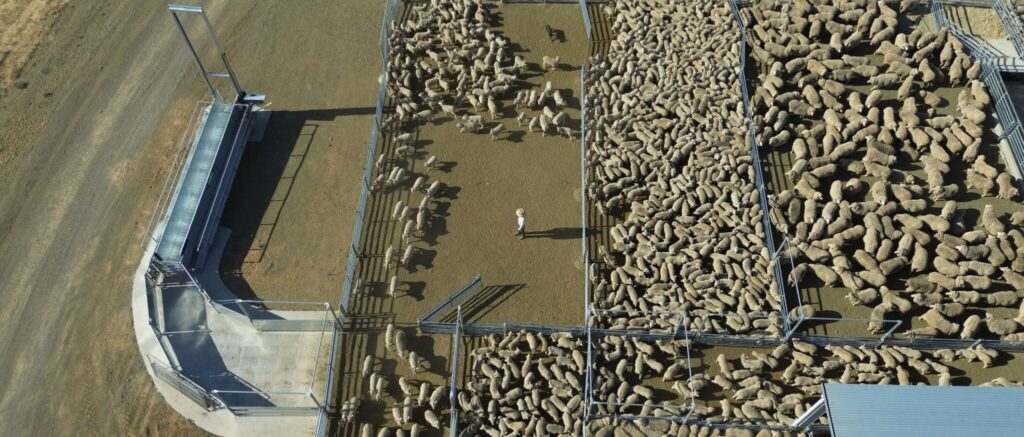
<box><xmin>168</xmin><ymin>5</ymin><xmax>243</xmax><ymax>103</ymax></box>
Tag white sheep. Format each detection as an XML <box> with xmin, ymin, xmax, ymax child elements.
<box><xmin>424</xmin><ymin>155</ymin><xmax>438</xmax><ymax>171</ymax></box>
<box><xmin>489</xmin><ymin>123</ymin><xmax>506</xmax><ymax>140</ymax></box>
<box><xmin>411</xmin><ymin>176</ymin><xmax>426</xmax><ymax>193</ymax></box>
<box><xmin>552</xmin><ymin>90</ymin><xmax>566</xmax><ymax>108</ymax></box>
<box><xmin>426</xmin><ymin>180</ymin><xmax>442</xmax><ymax>198</ymax></box>
<box><xmin>541</xmin><ymin>55</ymin><xmax>560</xmax><ymax>71</ymax></box>
<box><xmin>388</xmin><ymin>275</ymin><xmax>399</xmax><ymax>298</ymax></box>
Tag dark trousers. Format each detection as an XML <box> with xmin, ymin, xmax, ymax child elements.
<box><xmin>516</xmin><ymin>226</ymin><xmax>525</xmax><ymax>239</ymax></box>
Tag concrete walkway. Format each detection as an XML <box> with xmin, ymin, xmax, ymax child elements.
<box><xmin>132</xmin><ymin>229</ymin><xmax>333</xmax><ymax>436</ymax></box>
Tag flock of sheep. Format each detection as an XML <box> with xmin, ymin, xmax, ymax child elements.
<box><xmin>348</xmin><ymin>0</ymin><xmax>1024</xmax><ymax>435</ymax></box>
<box><xmin>584</xmin><ymin>0</ymin><xmax>783</xmax><ymax>335</ymax></box>
<box><xmin>379</xmin><ymin>0</ymin><xmax>576</xmax><ymax>141</ymax></box>
<box><xmin>354</xmin><ymin>0</ymin><xmax>583</xmax><ymax>435</ymax></box>
<box><xmin>744</xmin><ymin>0</ymin><xmax>1024</xmax><ymax>340</ymax></box>
<box><xmin>456</xmin><ymin>331</ymin><xmax>1021</xmax><ymax>436</ymax></box>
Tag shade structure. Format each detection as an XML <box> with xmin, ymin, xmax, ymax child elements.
<box><xmin>822</xmin><ymin>383</ymin><xmax>1024</xmax><ymax>437</ymax></box>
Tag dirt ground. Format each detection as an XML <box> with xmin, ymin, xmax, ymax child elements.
<box><xmin>0</xmin><ymin>0</ymin><xmax>68</xmax><ymax>94</ymax></box>
<box><xmin>332</xmin><ymin>3</ymin><xmax>588</xmax><ymax>435</ymax></box>
<box><xmin>943</xmin><ymin>5</ymin><xmax>1007</xmax><ymax>39</ymax></box>
<box><xmin>0</xmin><ymin>1</ymin><xmax>387</xmax><ymax>436</ymax></box>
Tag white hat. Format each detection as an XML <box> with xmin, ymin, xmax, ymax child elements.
<box><xmin>516</xmin><ymin>208</ymin><xmax>525</xmax><ymax>216</ymax></box>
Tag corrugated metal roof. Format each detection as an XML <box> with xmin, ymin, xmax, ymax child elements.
<box><xmin>823</xmin><ymin>383</ymin><xmax>1024</xmax><ymax>437</ymax></box>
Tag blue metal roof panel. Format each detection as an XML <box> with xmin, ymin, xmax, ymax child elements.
<box><xmin>823</xmin><ymin>383</ymin><xmax>1024</xmax><ymax>437</ymax></box>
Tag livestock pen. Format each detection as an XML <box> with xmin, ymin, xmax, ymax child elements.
<box><xmin>321</xmin><ymin>1</ymin><xmax>1024</xmax><ymax>437</ymax></box>
<box><xmin>744</xmin><ymin>0</ymin><xmax>1024</xmax><ymax>345</ymax></box>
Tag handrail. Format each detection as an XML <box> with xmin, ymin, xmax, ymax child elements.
<box><xmin>139</xmin><ymin>100</ymin><xmax>212</xmax><ymax>248</ymax></box>
<box><xmin>183</xmin><ymin>102</ymin><xmax>248</xmax><ymax>266</ymax></box>
<box><xmin>194</xmin><ymin>104</ymin><xmax>252</xmax><ymax>265</ymax></box>
<box><xmin>148</xmin><ymin>354</ymin><xmax>224</xmax><ymax>411</ymax></box>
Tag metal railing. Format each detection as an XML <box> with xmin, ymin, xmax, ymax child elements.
<box><xmin>726</xmin><ymin>0</ymin><xmax>791</xmax><ymax>335</ymax></box>
<box><xmin>148</xmin><ymin>354</ymin><xmax>224</xmax><ymax>411</ymax></box>
<box><xmin>995</xmin><ymin>0</ymin><xmax>1024</xmax><ymax>56</ymax></box>
<box><xmin>585</xmin><ymin>315</ymin><xmax>697</xmax><ymax>426</ymax></box>
<box><xmin>193</xmin><ymin>104</ymin><xmax>253</xmax><ymax>268</ymax></box>
<box><xmin>340</xmin><ymin>0</ymin><xmax>402</xmax><ymax>316</ymax></box>
<box><xmin>314</xmin><ymin>314</ymin><xmax>340</xmax><ymax>437</ymax></box>
<box><xmin>580</xmin><ymin>0</ymin><xmax>592</xmax><ymax>41</ymax></box>
<box><xmin>580</xmin><ymin>65</ymin><xmax>590</xmax><ymax>329</ymax></box>
<box><xmin>139</xmin><ymin>100</ymin><xmax>212</xmax><ymax>248</ymax></box>
<box><xmin>448</xmin><ymin>307</ymin><xmax>463</xmax><ymax>436</ymax></box>
<box><xmin>419</xmin><ymin>276</ymin><xmax>483</xmax><ymax>332</ymax></box>
<box><xmin>208</xmin><ymin>303</ymin><xmax>335</xmax><ymax>415</ymax></box>
<box><xmin>936</xmin><ymin>0</ymin><xmax>1024</xmax><ymax>192</ymax></box>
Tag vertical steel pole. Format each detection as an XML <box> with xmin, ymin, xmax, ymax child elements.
<box><xmin>170</xmin><ymin>10</ymin><xmax>219</xmax><ymax>101</ymax></box>
<box><xmin>198</xmin><ymin>11</ymin><xmax>243</xmax><ymax>99</ymax></box>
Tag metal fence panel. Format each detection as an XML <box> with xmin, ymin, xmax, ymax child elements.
<box><xmin>580</xmin><ymin>65</ymin><xmax>590</xmax><ymax>328</ymax></box>
<box><xmin>995</xmin><ymin>0</ymin><xmax>1024</xmax><ymax>56</ymax></box>
<box><xmin>580</xmin><ymin>0</ymin><xmax>592</xmax><ymax>41</ymax></box>
<box><xmin>149</xmin><ymin>355</ymin><xmax>223</xmax><ymax>411</ymax></box>
<box><xmin>726</xmin><ymin>0</ymin><xmax>791</xmax><ymax>332</ymax></box>
<box><xmin>340</xmin><ymin>0</ymin><xmax>400</xmax><ymax>312</ymax></box>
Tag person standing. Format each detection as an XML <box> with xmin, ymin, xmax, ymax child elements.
<box><xmin>514</xmin><ymin>208</ymin><xmax>526</xmax><ymax>239</ymax></box>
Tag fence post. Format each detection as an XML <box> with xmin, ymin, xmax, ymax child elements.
<box><xmin>672</xmin><ymin>311</ymin><xmax>687</xmax><ymax>340</ymax></box>
<box><xmin>877</xmin><ymin>320</ymin><xmax>901</xmax><ymax>347</ymax></box>
<box><xmin>784</xmin><ymin>316</ymin><xmax>805</xmax><ymax>341</ymax></box>
<box><xmin>235</xmin><ymin>299</ymin><xmax>256</xmax><ymax>328</ymax></box>
<box><xmin>448</xmin><ymin>306</ymin><xmax>463</xmax><ymax>436</ymax></box>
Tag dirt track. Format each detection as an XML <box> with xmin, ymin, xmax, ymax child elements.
<box><xmin>0</xmin><ymin>1</ymin><xmax>385</xmax><ymax>435</ymax></box>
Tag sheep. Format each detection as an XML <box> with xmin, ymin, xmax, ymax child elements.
<box><xmin>401</xmin><ymin>244</ymin><xmax>415</xmax><ymax>268</ymax></box>
<box><xmin>395</xmin><ymin>329</ymin><xmax>408</xmax><ymax>359</ymax></box>
<box><xmin>986</xmin><ymin>313</ymin><xmax>1020</xmax><ymax>336</ymax></box>
<box><xmin>362</xmin><ymin>355</ymin><xmax>374</xmax><ymax>377</ymax></box>
<box><xmin>981</xmin><ymin>204</ymin><xmax>1005</xmax><ymax>235</ymax></box>
<box><xmin>488</xmin><ymin>123</ymin><xmax>507</xmax><ymax>140</ymax></box>
<box><xmin>426</xmin><ymin>180</ymin><xmax>442</xmax><ymax>198</ymax></box>
<box><xmin>921</xmin><ymin>309</ymin><xmax>958</xmax><ymax>337</ymax></box>
<box><xmin>424</xmin><ymin>155</ymin><xmax>439</xmax><ymax>171</ymax></box>
<box><xmin>541</xmin><ymin>55</ymin><xmax>560</xmax><ymax>71</ymax></box>
<box><xmin>383</xmin><ymin>244</ymin><xmax>396</xmax><ymax>268</ymax></box>
<box><xmin>553</xmin><ymin>90</ymin><xmax>566</xmax><ymax>108</ymax></box>
<box><xmin>487</xmin><ymin>97</ymin><xmax>499</xmax><ymax>119</ymax></box>
<box><xmin>388</xmin><ymin>275</ymin><xmax>399</xmax><ymax>298</ymax></box>
<box><xmin>997</xmin><ymin>172</ymin><xmax>1019</xmax><ymax>199</ymax></box>
<box><xmin>411</xmin><ymin>176</ymin><xmax>426</xmax><ymax>193</ymax></box>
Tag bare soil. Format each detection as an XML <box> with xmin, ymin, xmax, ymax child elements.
<box><xmin>0</xmin><ymin>0</ymin><xmax>68</xmax><ymax>93</ymax></box>
<box><xmin>943</xmin><ymin>5</ymin><xmax>1008</xmax><ymax>39</ymax></box>
<box><xmin>0</xmin><ymin>1</ymin><xmax>388</xmax><ymax>435</ymax></box>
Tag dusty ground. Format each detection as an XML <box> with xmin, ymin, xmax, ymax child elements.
<box><xmin>0</xmin><ymin>0</ymin><xmax>68</xmax><ymax>94</ymax></box>
<box><xmin>0</xmin><ymin>1</ymin><xmax>386</xmax><ymax>435</ymax></box>
<box><xmin>943</xmin><ymin>5</ymin><xmax>1007</xmax><ymax>39</ymax></box>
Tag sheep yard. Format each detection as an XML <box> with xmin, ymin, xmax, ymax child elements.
<box><xmin>17</xmin><ymin>0</ymin><xmax>1024</xmax><ymax>435</ymax></box>
<box><xmin>321</xmin><ymin>0</ymin><xmax>1024</xmax><ymax>436</ymax></box>
<box><xmin>344</xmin><ymin>2</ymin><xmax>589</xmax><ymax>327</ymax></box>
<box><xmin>746</xmin><ymin>0</ymin><xmax>1024</xmax><ymax>344</ymax></box>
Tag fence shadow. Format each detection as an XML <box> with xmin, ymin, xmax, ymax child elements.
<box><xmin>440</xmin><ymin>284</ymin><xmax>527</xmax><ymax>324</ymax></box>
<box><xmin>219</xmin><ymin>108</ymin><xmax>367</xmax><ymax>300</ymax></box>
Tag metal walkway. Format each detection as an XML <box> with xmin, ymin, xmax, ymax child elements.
<box><xmin>156</xmin><ymin>102</ymin><xmax>234</xmax><ymax>263</ymax></box>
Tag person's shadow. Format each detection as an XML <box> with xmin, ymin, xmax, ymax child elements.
<box><xmin>526</xmin><ymin>227</ymin><xmax>581</xmax><ymax>240</ymax></box>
